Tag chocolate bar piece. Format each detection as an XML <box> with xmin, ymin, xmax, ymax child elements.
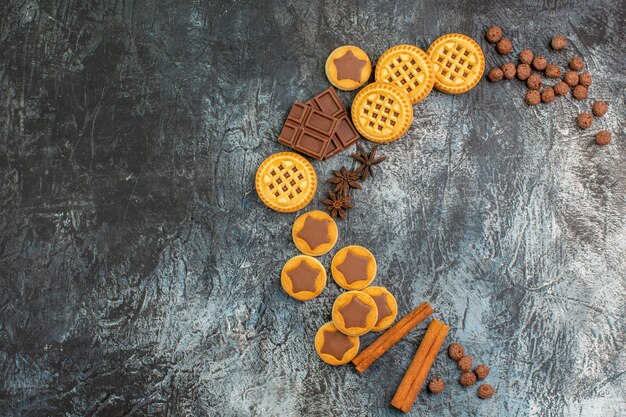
<box><xmin>279</xmin><ymin>87</ymin><xmax>361</xmax><ymax>160</ymax></box>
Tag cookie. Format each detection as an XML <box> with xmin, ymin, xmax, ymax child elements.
<box><xmin>332</xmin><ymin>291</ymin><xmax>378</xmax><ymax>336</ymax></box>
<box><xmin>331</xmin><ymin>245</ymin><xmax>377</xmax><ymax>290</ymax></box>
<box><xmin>362</xmin><ymin>286</ymin><xmax>398</xmax><ymax>331</ymax></box>
<box><xmin>292</xmin><ymin>210</ymin><xmax>338</xmax><ymax>256</ymax></box>
<box><xmin>315</xmin><ymin>322</ymin><xmax>360</xmax><ymax>365</ymax></box>
<box><xmin>325</xmin><ymin>46</ymin><xmax>372</xmax><ymax>91</ymax></box>
<box><xmin>351</xmin><ymin>82</ymin><xmax>413</xmax><ymax>143</ymax></box>
<box><xmin>280</xmin><ymin>255</ymin><xmax>327</xmax><ymax>301</ymax></box>
<box><xmin>428</xmin><ymin>34</ymin><xmax>485</xmax><ymax>94</ymax></box>
<box><xmin>256</xmin><ymin>152</ymin><xmax>317</xmax><ymax>213</ymax></box>
<box><xmin>375</xmin><ymin>44</ymin><xmax>435</xmax><ymax>104</ymax></box>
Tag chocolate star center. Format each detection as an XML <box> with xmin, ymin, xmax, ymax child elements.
<box><xmin>287</xmin><ymin>260</ymin><xmax>319</xmax><ymax>293</ymax></box>
<box><xmin>321</xmin><ymin>329</ymin><xmax>354</xmax><ymax>360</ymax></box>
<box><xmin>336</xmin><ymin>251</ymin><xmax>370</xmax><ymax>284</ymax></box>
<box><xmin>339</xmin><ymin>296</ymin><xmax>372</xmax><ymax>328</ymax></box>
<box><xmin>371</xmin><ymin>294</ymin><xmax>392</xmax><ymax>323</ymax></box>
<box><xmin>296</xmin><ymin>216</ymin><xmax>331</xmax><ymax>251</ymax></box>
<box><xmin>333</xmin><ymin>50</ymin><xmax>366</xmax><ymax>82</ymax></box>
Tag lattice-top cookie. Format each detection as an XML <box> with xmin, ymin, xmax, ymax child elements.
<box><xmin>350</xmin><ymin>82</ymin><xmax>413</xmax><ymax>143</ymax></box>
<box><xmin>427</xmin><ymin>34</ymin><xmax>485</xmax><ymax>94</ymax></box>
<box><xmin>375</xmin><ymin>45</ymin><xmax>435</xmax><ymax>104</ymax></box>
<box><xmin>255</xmin><ymin>152</ymin><xmax>317</xmax><ymax>213</ymax></box>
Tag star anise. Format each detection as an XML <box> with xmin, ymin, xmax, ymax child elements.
<box><xmin>321</xmin><ymin>191</ymin><xmax>353</xmax><ymax>219</ymax></box>
<box><xmin>352</xmin><ymin>143</ymin><xmax>387</xmax><ymax>182</ymax></box>
<box><xmin>327</xmin><ymin>167</ymin><xmax>362</xmax><ymax>196</ymax></box>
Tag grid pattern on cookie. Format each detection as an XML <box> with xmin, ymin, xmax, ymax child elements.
<box><xmin>382</xmin><ymin>57</ymin><xmax>423</xmax><ymax>93</ymax></box>
<box><xmin>358</xmin><ymin>93</ymin><xmax>401</xmax><ymax>133</ymax></box>
<box><xmin>434</xmin><ymin>43</ymin><xmax>476</xmax><ymax>84</ymax></box>
<box><xmin>265</xmin><ymin>161</ymin><xmax>307</xmax><ymax>202</ymax></box>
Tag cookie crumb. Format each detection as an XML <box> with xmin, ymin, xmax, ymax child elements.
<box><xmin>553</xmin><ymin>81</ymin><xmax>570</xmax><ymax>96</ymax></box>
<box><xmin>525</xmin><ymin>90</ymin><xmax>541</xmax><ymax>105</ymax></box>
<box><xmin>572</xmin><ymin>85</ymin><xmax>588</xmax><ymax>100</ymax></box>
<box><xmin>502</xmin><ymin>62</ymin><xmax>516</xmax><ymax>79</ymax></box>
<box><xmin>545</xmin><ymin>64</ymin><xmax>561</xmax><ymax>79</ymax></box>
<box><xmin>541</xmin><ymin>87</ymin><xmax>556</xmax><ymax>103</ymax></box>
<box><xmin>486</xmin><ymin>26</ymin><xmax>503</xmax><ymax>43</ymax></box>
<box><xmin>568</xmin><ymin>56</ymin><xmax>584</xmax><ymax>71</ymax></box>
<box><xmin>595</xmin><ymin>131</ymin><xmax>611</xmax><ymax>145</ymax></box>
<box><xmin>519</xmin><ymin>49</ymin><xmax>534</xmax><ymax>64</ymax></box>
<box><xmin>474</xmin><ymin>364</ymin><xmax>490</xmax><ymax>380</ymax></box>
<box><xmin>532</xmin><ymin>56</ymin><xmax>547</xmax><ymax>71</ymax></box>
<box><xmin>477</xmin><ymin>384</ymin><xmax>495</xmax><ymax>399</ymax></box>
<box><xmin>459</xmin><ymin>371</ymin><xmax>477</xmax><ymax>387</ymax></box>
<box><xmin>488</xmin><ymin>67</ymin><xmax>504</xmax><ymax>82</ymax></box>
<box><xmin>517</xmin><ymin>64</ymin><xmax>532</xmax><ymax>80</ymax></box>
<box><xmin>448</xmin><ymin>343</ymin><xmax>465</xmax><ymax>361</ymax></box>
<box><xmin>563</xmin><ymin>71</ymin><xmax>579</xmax><ymax>86</ymax></box>
<box><xmin>577</xmin><ymin>112</ymin><xmax>593</xmax><ymax>129</ymax></box>
<box><xmin>496</xmin><ymin>38</ymin><xmax>513</xmax><ymax>55</ymax></box>
<box><xmin>428</xmin><ymin>377</ymin><xmax>446</xmax><ymax>394</ymax></box>
<box><xmin>551</xmin><ymin>35</ymin><xmax>568</xmax><ymax>50</ymax></box>
<box><xmin>579</xmin><ymin>72</ymin><xmax>592</xmax><ymax>87</ymax></box>
<box><xmin>458</xmin><ymin>355</ymin><xmax>473</xmax><ymax>372</ymax></box>
<box><xmin>527</xmin><ymin>73</ymin><xmax>543</xmax><ymax>90</ymax></box>
<box><xmin>592</xmin><ymin>100</ymin><xmax>608</xmax><ymax>117</ymax></box>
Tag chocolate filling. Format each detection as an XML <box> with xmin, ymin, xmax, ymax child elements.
<box><xmin>336</xmin><ymin>251</ymin><xmax>370</xmax><ymax>284</ymax></box>
<box><xmin>296</xmin><ymin>216</ymin><xmax>331</xmax><ymax>250</ymax></box>
<box><xmin>333</xmin><ymin>50</ymin><xmax>366</xmax><ymax>82</ymax></box>
<box><xmin>287</xmin><ymin>260</ymin><xmax>319</xmax><ymax>293</ymax></box>
<box><xmin>339</xmin><ymin>296</ymin><xmax>371</xmax><ymax>328</ymax></box>
<box><xmin>372</xmin><ymin>294</ymin><xmax>392</xmax><ymax>324</ymax></box>
<box><xmin>321</xmin><ymin>329</ymin><xmax>354</xmax><ymax>360</ymax></box>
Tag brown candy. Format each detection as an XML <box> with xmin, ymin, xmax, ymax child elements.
<box><xmin>532</xmin><ymin>56</ymin><xmax>547</xmax><ymax>71</ymax></box>
<box><xmin>488</xmin><ymin>67</ymin><xmax>504</xmax><ymax>82</ymax></box>
<box><xmin>572</xmin><ymin>85</ymin><xmax>588</xmax><ymax>100</ymax></box>
<box><xmin>545</xmin><ymin>64</ymin><xmax>561</xmax><ymax>79</ymax></box>
<box><xmin>563</xmin><ymin>71</ymin><xmax>579</xmax><ymax>86</ymax></box>
<box><xmin>448</xmin><ymin>343</ymin><xmax>465</xmax><ymax>361</ymax></box>
<box><xmin>577</xmin><ymin>112</ymin><xmax>593</xmax><ymax>129</ymax></box>
<box><xmin>569</xmin><ymin>56</ymin><xmax>584</xmax><ymax>71</ymax></box>
<box><xmin>595</xmin><ymin>131</ymin><xmax>611</xmax><ymax>145</ymax></box>
<box><xmin>517</xmin><ymin>63</ymin><xmax>531</xmax><ymax>81</ymax></box>
<box><xmin>459</xmin><ymin>371</ymin><xmax>477</xmax><ymax>387</ymax></box>
<box><xmin>502</xmin><ymin>62</ymin><xmax>516</xmax><ymax>79</ymax></box>
<box><xmin>458</xmin><ymin>355</ymin><xmax>473</xmax><ymax>372</ymax></box>
<box><xmin>428</xmin><ymin>377</ymin><xmax>446</xmax><ymax>394</ymax></box>
<box><xmin>525</xmin><ymin>90</ymin><xmax>541</xmax><ymax>105</ymax></box>
<box><xmin>553</xmin><ymin>81</ymin><xmax>570</xmax><ymax>96</ymax></box>
<box><xmin>592</xmin><ymin>100</ymin><xmax>608</xmax><ymax>117</ymax></box>
<box><xmin>486</xmin><ymin>26</ymin><xmax>503</xmax><ymax>43</ymax></box>
<box><xmin>551</xmin><ymin>35</ymin><xmax>568</xmax><ymax>50</ymax></box>
<box><xmin>519</xmin><ymin>49</ymin><xmax>534</xmax><ymax>64</ymax></box>
<box><xmin>541</xmin><ymin>87</ymin><xmax>556</xmax><ymax>103</ymax></box>
<box><xmin>474</xmin><ymin>364</ymin><xmax>490</xmax><ymax>380</ymax></box>
<box><xmin>579</xmin><ymin>72</ymin><xmax>592</xmax><ymax>87</ymax></box>
<box><xmin>496</xmin><ymin>38</ymin><xmax>513</xmax><ymax>55</ymax></box>
<box><xmin>527</xmin><ymin>73</ymin><xmax>543</xmax><ymax>90</ymax></box>
<box><xmin>477</xmin><ymin>384</ymin><xmax>495</xmax><ymax>399</ymax></box>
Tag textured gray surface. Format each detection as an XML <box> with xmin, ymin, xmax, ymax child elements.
<box><xmin>1</xmin><ymin>0</ymin><xmax>625</xmax><ymax>416</ymax></box>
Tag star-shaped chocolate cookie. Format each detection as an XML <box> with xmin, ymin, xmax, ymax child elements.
<box><xmin>337</xmin><ymin>251</ymin><xmax>371</xmax><ymax>284</ymax></box>
<box><xmin>321</xmin><ymin>329</ymin><xmax>354</xmax><ymax>360</ymax></box>
<box><xmin>287</xmin><ymin>261</ymin><xmax>319</xmax><ymax>293</ymax></box>
<box><xmin>296</xmin><ymin>216</ymin><xmax>331</xmax><ymax>251</ymax></box>
<box><xmin>333</xmin><ymin>50</ymin><xmax>367</xmax><ymax>82</ymax></box>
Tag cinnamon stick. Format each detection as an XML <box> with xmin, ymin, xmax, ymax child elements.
<box><xmin>352</xmin><ymin>301</ymin><xmax>432</xmax><ymax>373</ymax></box>
<box><xmin>390</xmin><ymin>319</ymin><xmax>449</xmax><ymax>413</ymax></box>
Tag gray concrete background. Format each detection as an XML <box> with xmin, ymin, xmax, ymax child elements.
<box><xmin>1</xmin><ymin>0</ymin><xmax>624</xmax><ymax>416</ymax></box>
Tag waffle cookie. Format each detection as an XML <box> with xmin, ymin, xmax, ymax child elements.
<box><xmin>332</xmin><ymin>291</ymin><xmax>378</xmax><ymax>336</ymax></box>
<box><xmin>325</xmin><ymin>46</ymin><xmax>372</xmax><ymax>91</ymax></box>
<box><xmin>292</xmin><ymin>210</ymin><xmax>338</xmax><ymax>256</ymax></box>
<box><xmin>255</xmin><ymin>152</ymin><xmax>317</xmax><ymax>213</ymax></box>
<box><xmin>351</xmin><ymin>82</ymin><xmax>413</xmax><ymax>143</ymax></box>
<box><xmin>280</xmin><ymin>255</ymin><xmax>327</xmax><ymax>301</ymax></box>
<box><xmin>375</xmin><ymin>45</ymin><xmax>435</xmax><ymax>104</ymax></box>
<box><xmin>427</xmin><ymin>34</ymin><xmax>485</xmax><ymax>94</ymax></box>
<box><xmin>362</xmin><ymin>286</ymin><xmax>398</xmax><ymax>331</ymax></box>
<box><xmin>331</xmin><ymin>245</ymin><xmax>377</xmax><ymax>290</ymax></box>
<box><xmin>315</xmin><ymin>322</ymin><xmax>360</xmax><ymax>365</ymax></box>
